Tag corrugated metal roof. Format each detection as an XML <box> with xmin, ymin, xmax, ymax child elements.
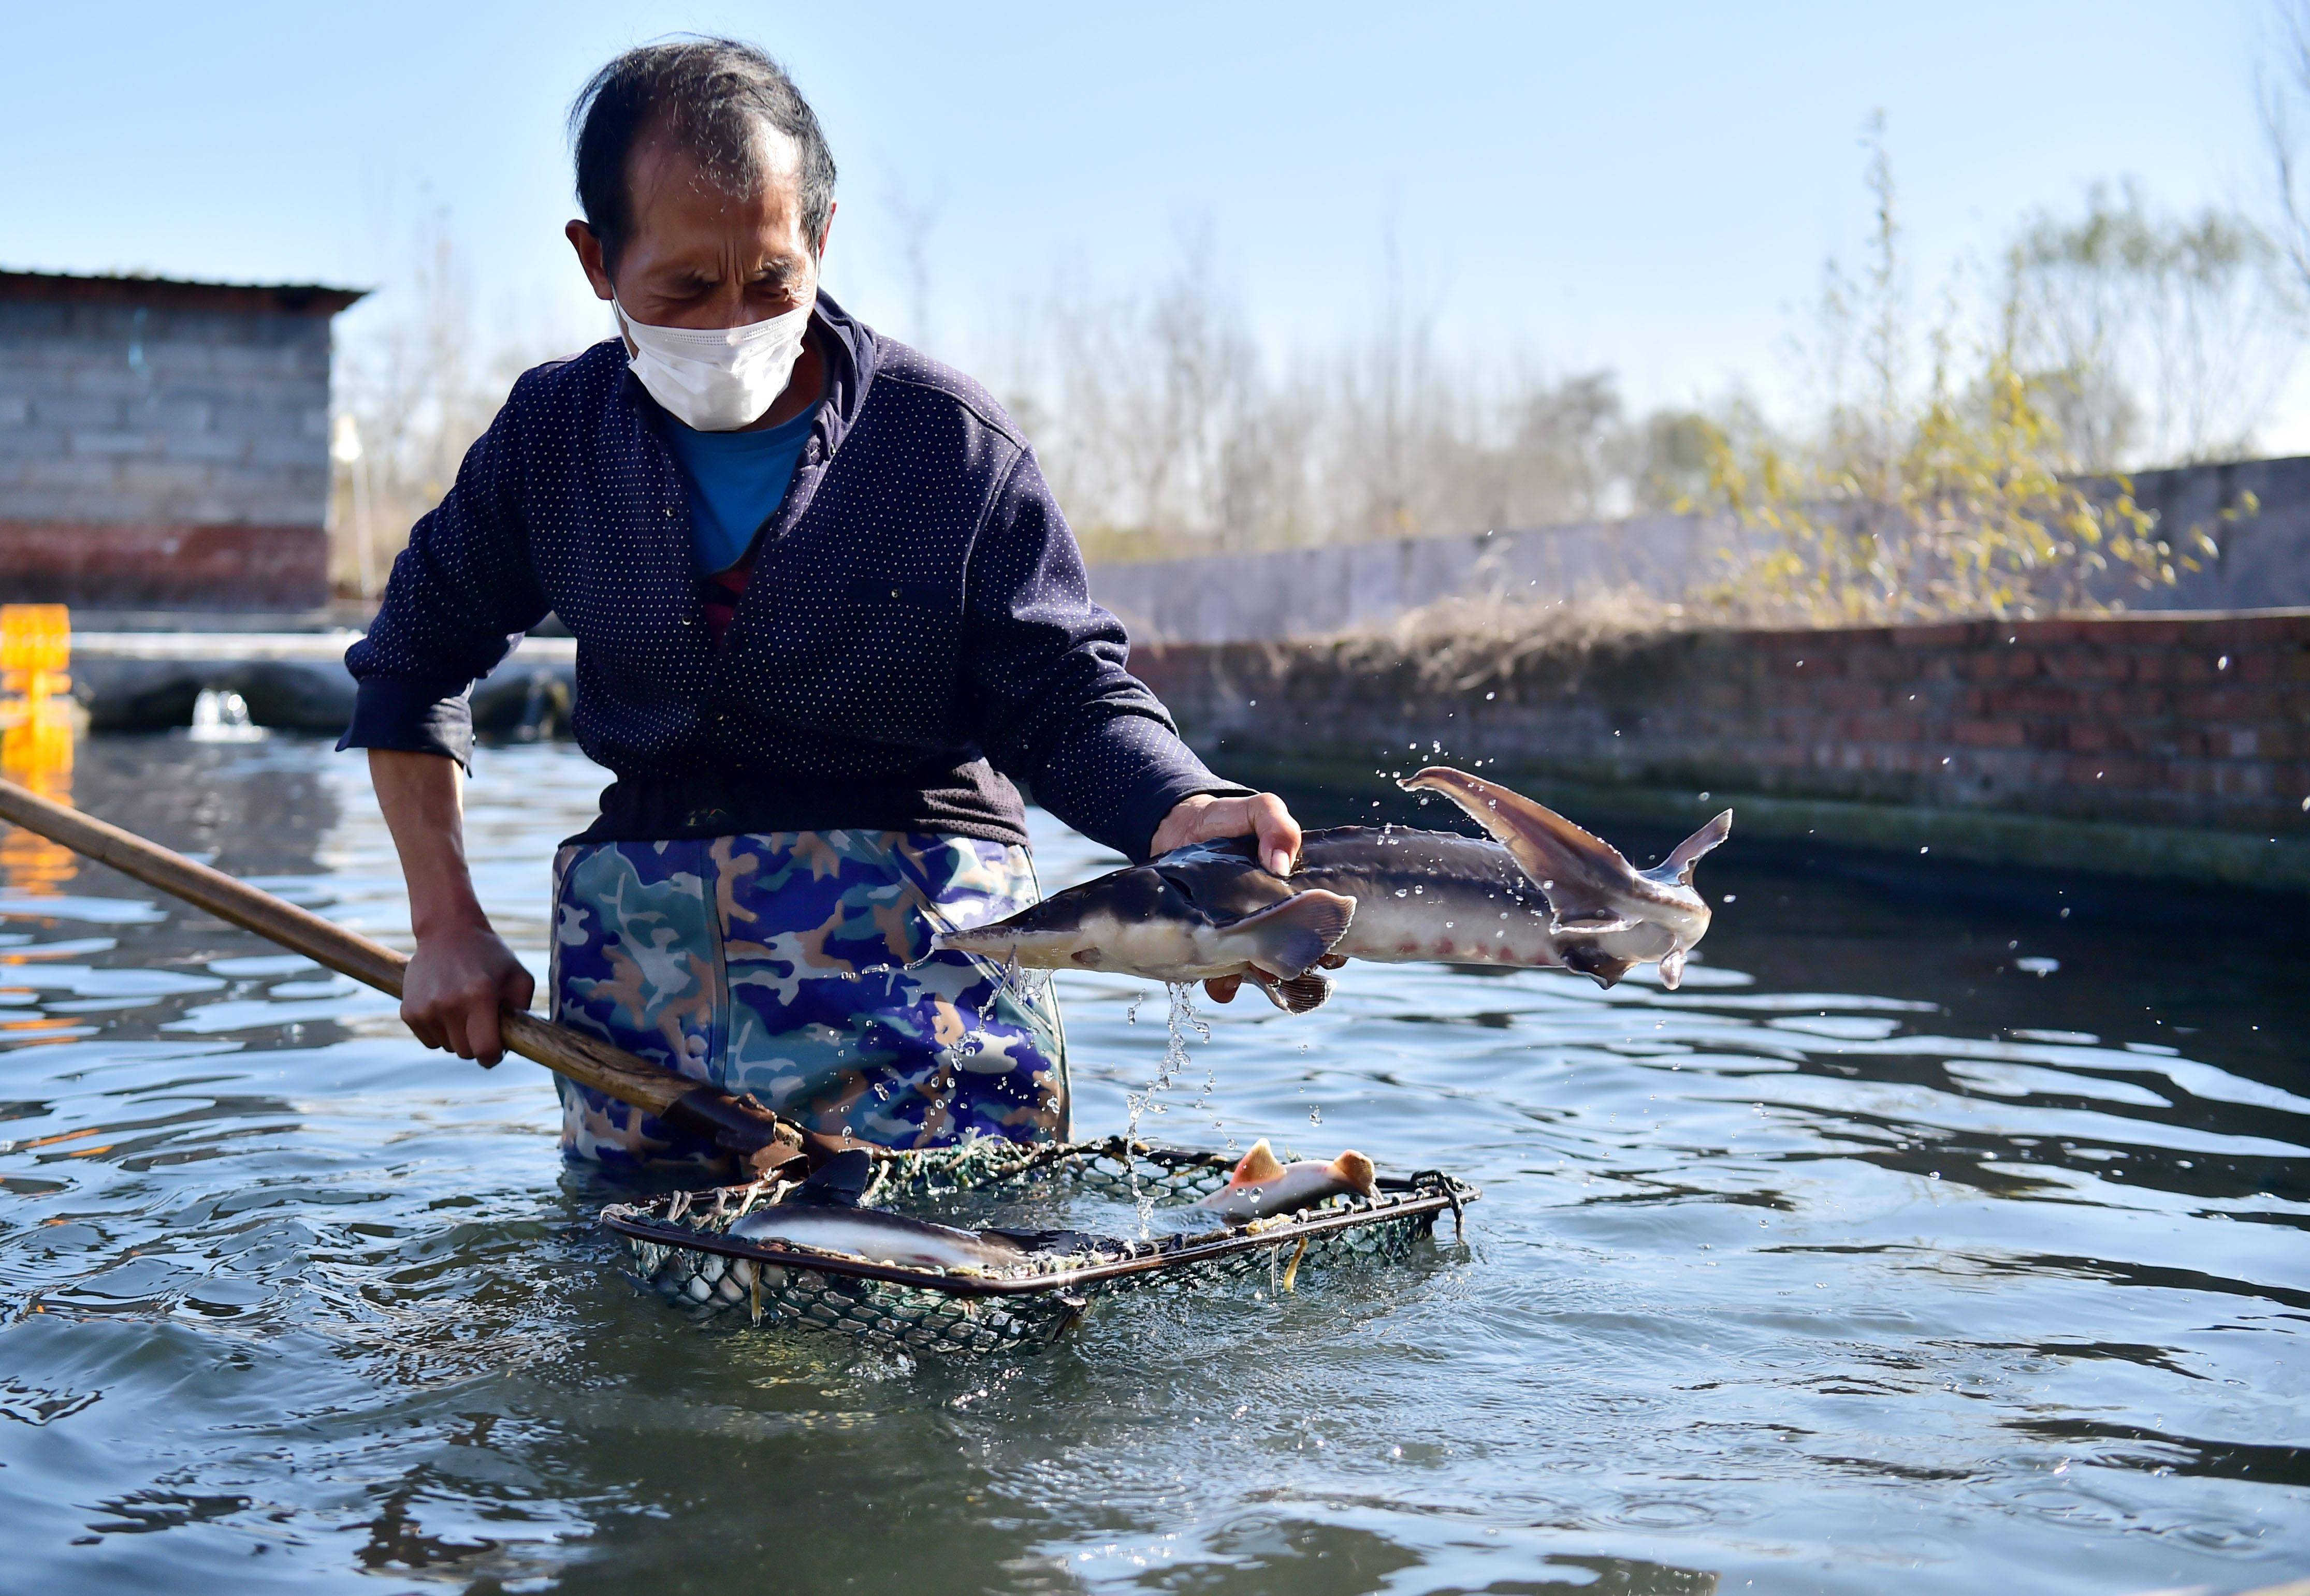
<box><xmin>0</xmin><ymin>269</ymin><xmax>368</xmax><ymax>317</ymax></box>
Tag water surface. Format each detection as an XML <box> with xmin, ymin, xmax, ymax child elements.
<box><xmin>1</xmin><ymin>737</ymin><xmax>2304</xmax><ymax>1593</ymax></box>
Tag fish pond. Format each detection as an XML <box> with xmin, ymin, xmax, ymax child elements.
<box><xmin>0</xmin><ymin>736</ymin><xmax>2305</xmax><ymax>1594</ymax></box>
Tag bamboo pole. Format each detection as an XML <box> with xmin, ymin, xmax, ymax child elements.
<box><xmin>0</xmin><ymin>775</ymin><xmax>809</xmax><ymax>1169</ymax></box>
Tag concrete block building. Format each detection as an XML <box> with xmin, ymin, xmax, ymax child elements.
<box><xmin>0</xmin><ymin>270</ymin><xmax>365</xmax><ymax>609</ymax></box>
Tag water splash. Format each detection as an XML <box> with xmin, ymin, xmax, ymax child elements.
<box><xmin>185</xmin><ymin>688</ymin><xmax>265</xmax><ymax>743</ymax></box>
<box><xmin>1121</xmin><ymin>980</ymin><xmax>1209</xmax><ymax>1232</ymax></box>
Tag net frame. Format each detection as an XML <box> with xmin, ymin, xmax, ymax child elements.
<box><xmin>600</xmin><ymin>1135</ymin><xmax>1478</xmax><ymax>1356</ymax></box>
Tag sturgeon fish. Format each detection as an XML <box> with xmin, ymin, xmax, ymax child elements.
<box><xmin>935</xmin><ymin>766</ymin><xmax>1731</xmax><ymax>1009</ymax></box>
<box><xmin>1194</xmin><ymin>1139</ymin><xmax>1377</xmax><ymax>1222</ymax></box>
<box><xmin>724</xmin><ymin>1203</ymin><xmax>1036</xmax><ymax>1273</ymax></box>
<box><xmin>724</xmin><ymin>1149</ymin><xmax>1042</xmax><ymax>1273</ymax></box>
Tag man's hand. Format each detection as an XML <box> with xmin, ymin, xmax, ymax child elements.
<box><xmin>1149</xmin><ymin>792</ymin><xmax>1304</xmax><ymax>1005</ymax></box>
<box><xmin>1149</xmin><ymin>791</ymin><xmax>1302</xmax><ymax>875</ymax></box>
<box><xmin>402</xmin><ymin>921</ymin><xmax>535</xmax><ymax>1066</ymax></box>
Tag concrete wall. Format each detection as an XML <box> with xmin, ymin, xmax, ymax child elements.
<box><xmin>1091</xmin><ymin>457</ymin><xmax>2310</xmax><ymax>643</ymax></box>
<box><xmin>1134</xmin><ymin>611</ymin><xmax>2310</xmax><ymax>888</ymax></box>
<box><xmin>2123</xmin><ymin>455</ymin><xmax>2310</xmax><ymax>611</ymax></box>
<box><xmin>0</xmin><ymin>295</ymin><xmax>337</xmax><ymax>606</ymax></box>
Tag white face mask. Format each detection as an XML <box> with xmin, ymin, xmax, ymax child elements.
<box><xmin>613</xmin><ymin>298</ymin><xmax>812</xmax><ymax>431</ymax></box>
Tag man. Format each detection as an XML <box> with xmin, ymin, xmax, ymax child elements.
<box><xmin>342</xmin><ymin>39</ymin><xmax>1299</xmax><ymax>1172</ymax></box>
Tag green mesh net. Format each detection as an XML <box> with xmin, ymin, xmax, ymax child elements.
<box><xmin>600</xmin><ymin>1136</ymin><xmax>1477</xmax><ymax>1356</ymax></box>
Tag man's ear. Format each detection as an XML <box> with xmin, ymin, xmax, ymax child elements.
<box><xmin>566</xmin><ymin>220</ymin><xmax>615</xmax><ymax>302</ymax></box>
<box><xmin>815</xmin><ymin>200</ymin><xmax>837</xmax><ymax>262</ymax></box>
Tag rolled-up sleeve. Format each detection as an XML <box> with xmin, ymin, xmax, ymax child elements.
<box><xmin>339</xmin><ymin>375</ymin><xmax>552</xmax><ymax>769</ymax></box>
<box><xmin>964</xmin><ymin>446</ymin><xmax>1248</xmax><ymax>859</ymax></box>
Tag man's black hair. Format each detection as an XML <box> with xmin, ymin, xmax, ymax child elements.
<box><xmin>569</xmin><ymin>38</ymin><xmax>837</xmax><ymax>274</ymax></box>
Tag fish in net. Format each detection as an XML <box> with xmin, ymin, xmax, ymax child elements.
<box><xmin>599</xmin><ymin>1136</ymin><xmax>1477</xmax><ymax>1356</ymax></box>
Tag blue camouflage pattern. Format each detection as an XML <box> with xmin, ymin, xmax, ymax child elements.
<box><xmin>550</xmin><ymin>830</ymin><xmax>1067</xmax><ymax>1173</ymax></box>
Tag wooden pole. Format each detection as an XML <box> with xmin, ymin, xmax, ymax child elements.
<box><xmin>0</xmin><ymin>775</ymin><xmax>810</xmax><ymax>1169</ymax></box>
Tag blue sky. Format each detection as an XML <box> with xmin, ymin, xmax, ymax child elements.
<box><xmin>4</xmin><ymin>1</ymin><xmax>2294</xmax><ymax>441</ymax></box>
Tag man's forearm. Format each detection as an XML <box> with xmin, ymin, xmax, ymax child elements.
<box><xmin>367</xmin><ymin>749</ymin><xmax>534</xmax><ymax>1064</ymax></box>
<box><xmin>368</xmin><ymin>749</ymin><xmax>489</xmax><ymax>936</ymax></box>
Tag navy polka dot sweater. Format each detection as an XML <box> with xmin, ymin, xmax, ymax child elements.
<box><xmin>341</xmin><ymin>292</ymin><xmax>1245</xmax><ymax>860</ymax></box>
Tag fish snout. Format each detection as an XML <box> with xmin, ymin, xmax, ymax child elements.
<box><xmin>929</xmin><ymin>924</ymin><xmax>995</xmax><ymax>956</ymax></box>
<box><xmin>929</xmin><ymin>899</ymin><xmax>1090</xmax><ymax>970</ymax></box>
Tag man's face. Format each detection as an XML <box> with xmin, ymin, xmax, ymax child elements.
<box><xmin>568</xmin><ymin>120</ymin><xmax>830</xmax><ymax>331</ymax></box>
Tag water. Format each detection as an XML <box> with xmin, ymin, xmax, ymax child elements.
<box><xmin>1</xmin><ymin>737</ymin><xmax>2305</xmax><ymax>1594</ymax></box>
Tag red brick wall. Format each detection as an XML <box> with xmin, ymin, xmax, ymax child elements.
<box><xmin>1135</xmin><ymin>612</ymin><xmax>2310</xmax><ymax>838</ymax></box>
<box><xmin>0</xmin><ymin>520</ymin><xmax>327</xmax><ymax>608</ymax></box>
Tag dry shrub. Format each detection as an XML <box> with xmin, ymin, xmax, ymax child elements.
<box><xmin>1321</xmin><ymin>587</ymin><xmax>1698</xmax><ymax>694</ymax></box>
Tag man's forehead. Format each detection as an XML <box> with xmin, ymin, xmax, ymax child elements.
<box><xmin>629</xmin><ymin>114</ymin><xmax>804</xmax><ymax>205</ymax></box>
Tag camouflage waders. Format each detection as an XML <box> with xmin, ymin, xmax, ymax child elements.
<box><xmin>550</xmin><ymin>831</ymin><xmax>1068</xmax><ymax>1172</ymax></box>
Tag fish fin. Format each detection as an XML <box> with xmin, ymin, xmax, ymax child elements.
<box><xmin>1230</xmin><ymin>1139</ymin><xmax>1284</xmax><ymax>1185</ymax></box>
<box><xmin>1560</xmin><ymin>942</ymin><xmax>1638</xmax><ymax>989</ymax></box>
<box><xmin>1552</xmin><ymin>911</ymin><xmax>1639</xmax><ymax>934</ymax></box>
<box><xmin>1228</xmin><ymin>889</ymin><xmax>1357</xmax><ymax>980</ymax></box>
<box><xmin>791</xmin><ymin>1147</ymin><xmax>874</xmax><ymax>1208</ymax></box>
<box><xmin>1400</xmin><ymin>767</ymin><xmax>1633</xmax><ymax>923</ymax></box>
<box><xmin>1252</xmin><ymin>969</ymin><xmax>1334</xmax><ymax>1014</ymax></box>
<box><xmin>1650</xmin><ymin>809</ymin><xmax>1734</xmax><ymax>887</ymax></box>
<box><xmin>1657</xmin><ymin>947</ymin><xmax>1688</xmax><ymax>990</ymax></box>
<box><xmin>976</xmin><ymin>1227</ymin><xmax>1091</xmax><ymax>1257</ymax></box>
<box><xmin>1327</xmin><ymin>1149</ymin><xmax>1377</xmax><ymax>1195</ymax></box>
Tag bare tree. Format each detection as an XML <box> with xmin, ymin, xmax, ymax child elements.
<box><xmin>2007</xmin><ymin>182</ymin><xmax>2300</xmax><ymax>468</ymax></box>
<box><xmin>996</xmin><ymin>227</ymin><xmax>1683</xmax><ymax>559</ymax></box>
<box><xmin>1329</xmin><ymin>231</ymin><xmax>1454</xmax><ymax>543</ymax></box>
<box><xmin>2263</xmin><ymin>1</ymin><xmax>2310</xmax><ymax>293</ymax></box>
<box><xmin>882</xmin><ymin>177</ymin><xmax>943</xmax><ymax>352</ymax></box>
<box><xmin>330</xmin><ymin>217</ymin><xmax>566</xmax><ymax>597</ymax></box>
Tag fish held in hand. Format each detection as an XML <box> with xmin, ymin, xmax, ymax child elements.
<box><xmin>1194</xmin><ymin>1139</ymin><xmax>1378</xmax><ymax>1222</ymax></box>
<box><xmin>934</xmin><ymin>849</ymin><xmax>1358</xmax><ymax>998</ymax></box>
<box><xmin>934</xmin><ymin>765</ymin><xmax>1730</xmax><ymax>1006</ymax></box>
